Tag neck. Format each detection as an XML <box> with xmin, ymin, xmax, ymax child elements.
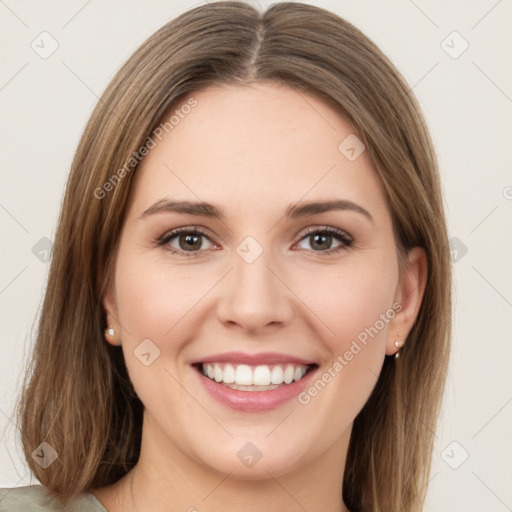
<box><xmin>95</xmin><ymin>412</ymin><xmax>352</xmax><ymax>512</ymax></box>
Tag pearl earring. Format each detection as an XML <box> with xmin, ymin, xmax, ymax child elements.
<box><xmin>394</xmin><ymin>334</ymin><xmax>402</xmax><ymax>359</ymax></box>
<box><xmin>105</xmin><ymin>327</ymin><xmax>115</xmax><ymax>337</ymax></box>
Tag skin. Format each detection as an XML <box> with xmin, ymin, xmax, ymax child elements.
<box><xmin>92</xmin><ymin>82</ymin><xmax>427</xmax><ymax>512</ymax></box>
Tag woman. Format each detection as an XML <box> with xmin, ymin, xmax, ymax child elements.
<box><xmin>0</xmin><ymin>1</ymin><xmax>451</xmax><ymax>511</ymax></box>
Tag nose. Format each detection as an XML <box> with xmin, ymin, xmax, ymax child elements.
<box><xmin>216</xmin><ymin>244</ymin><xmax>294</xmax><ymax>334</ymax></box>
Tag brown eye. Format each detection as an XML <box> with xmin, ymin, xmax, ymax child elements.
<box><xmin>296</xmin><ymin>227</ymin><xmax>352</xmax><ymax>254</ymax></box>
<box><xmin>158</xmin><ymin>227</ymin><xmax>215</xmax><ymax>256</ymax></box>
<box><xmin>177</xmin><ymin>233</ymin><xmax>204</xmax><ymax>251</ymax></box>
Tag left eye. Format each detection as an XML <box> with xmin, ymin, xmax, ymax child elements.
<box><xmin>295</xmin><ymin>228</ymin><xmax>352</xmax><ymax>253</ymax></box>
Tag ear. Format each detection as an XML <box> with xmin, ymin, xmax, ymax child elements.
<box><xmin>386</xmin><ymin>247</ymin><xmax>428</xmax><ymax>356</ymax></box>
<box><xmin>102</xmin><ymin>278</ymin><xmax>122</xmax><ymax>347</ymax></box>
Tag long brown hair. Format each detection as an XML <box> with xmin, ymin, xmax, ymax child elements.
<box><xmin>15</xmin><ymin>2</ymin><xmax>451</xmax><ymax>511</ymax></box>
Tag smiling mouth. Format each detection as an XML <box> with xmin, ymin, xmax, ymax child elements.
<box><xmin>192</xmin><ymin>362</ymin><xmax>318</xmax><ymax>391</ymax></box>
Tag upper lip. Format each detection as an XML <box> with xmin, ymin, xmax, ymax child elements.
<box><xmin>190</xmin><ymin>351</ymin><xmax>317</xmax><ymax>366</ymax></box>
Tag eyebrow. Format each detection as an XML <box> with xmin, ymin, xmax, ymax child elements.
<box><xmin>140</xmin><ymin>198</ymin><xmax>374</xmax><ymax>223</ymax></box>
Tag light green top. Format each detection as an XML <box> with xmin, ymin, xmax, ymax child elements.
<box><xmin>0</xmin><ymin>485</ymin><xmax>108</xmax><ymax>511</ymax></box>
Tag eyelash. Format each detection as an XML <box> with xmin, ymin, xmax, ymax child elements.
<box><xmin>155</xmin><ymin>225</ymin><xmax>353</xmax><ymax>258</ymax></box>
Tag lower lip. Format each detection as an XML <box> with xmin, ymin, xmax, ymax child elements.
<box><xmin>194</xmin><ymin>366</ymin><xmax>318</xmax><ymax>412</ymax></box>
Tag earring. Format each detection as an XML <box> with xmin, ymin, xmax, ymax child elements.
<box><xmin>394</xmin><ymin>334</ymin><xmax>402</xmax><ymax>359</ymax></box>
<box><xmin>105</xmin><ymin>327</ymin><xmax>115</xmax><ymax>338</ymax></box>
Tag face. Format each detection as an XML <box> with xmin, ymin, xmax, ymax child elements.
<box><xmin>103</xmin><ymin>82</ymin><xmax>425</xmax><ymax>479</ymax></box>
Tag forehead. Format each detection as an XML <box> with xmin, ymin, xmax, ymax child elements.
<box><xmin>131</xmin><ymin>81</ymin><xmax>388</xmax><ymax>221</ymax></box>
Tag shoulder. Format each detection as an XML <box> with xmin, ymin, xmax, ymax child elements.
<box><xmin>0</xmin><ymin>485</ymin><xmax>107</xmax><ymax>512</ymax></box>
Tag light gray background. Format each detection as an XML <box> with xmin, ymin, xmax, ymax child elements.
<box><xmin>1</xmin><ymin>1</ymin><xmax>511</xmax><ymax>510</ymax></box>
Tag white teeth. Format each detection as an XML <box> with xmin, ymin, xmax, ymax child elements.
<box><xmin>235</xmin><ymin>364</ymin><xmax>253</xmax><ymax>385</ymax></box>
<box><xmin>214</xmin><ymin>364</ymin><xmax>223</xmax><ymax>383</ymax></box>
<box><xmin>253</xmin><ymin>365</ymin><xmax>271</xmax><ymax>386</ymax></box>
<box><xmin>283</xmin><ymin>364</ymin><xmax>295</xmax><ymax>384</ymax></box>
<box><xmin>223</xmin><ymin>383</ymin><xmax>281</xmax><ymax>392</ymax></box>
<box><xmin>223</xmin><ymin>364</ymin><xmax>235</xmax><ymax>383</ymax></box>
<box><xmin>270</xmin><ymin>365</ymin><xmax>284</xmax><ymax>384</ymax></box>
<box><xmin>201</xmin><ymin>362</ymin><xmax>311</xmax><ymax>387</ymax></box>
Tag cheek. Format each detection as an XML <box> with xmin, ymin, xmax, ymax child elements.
<box><xmin>112</xmin><ymin>256</ymin><xmax>203</xmax><ymax>410</ymax></box>
<box><xmin>292</xmin><ymin>259</ymin><xmax>398</xmax><ymax>354</ymax></box>
<box><xmin>114</xmin><ymin>255</ymin><xmax>210</xmax><ymax>341</ymax></box>
<box><xmin>292</xmin><ymin>259</ymin><xmax>398</xmax><ymax>424</ymax></box>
